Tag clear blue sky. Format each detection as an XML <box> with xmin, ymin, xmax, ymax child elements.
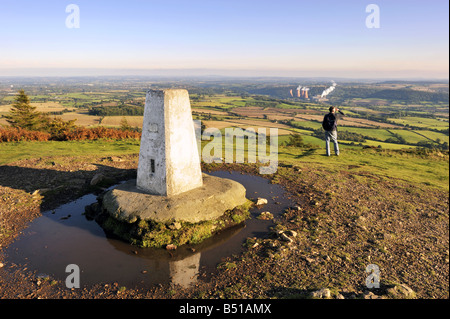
<box><xmin>0</xmin><ymin>0</ymin><xmax>448</xmax><ymax>78</ymax></box>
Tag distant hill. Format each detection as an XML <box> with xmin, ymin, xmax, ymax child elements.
<box><xmin>368</xmin><ymin>88</ymin><xmax>449</xmax><ymax>103</ymax></box>
<box><xmin>243</xmin><ymin>85</ymin><xmax>449</xmax><ymax>104</ymax></box>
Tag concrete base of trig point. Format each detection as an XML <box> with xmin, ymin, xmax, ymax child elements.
<box><xmin>102</xmin><ymin>174</ymin><xmax>247</xmax><ymax>224</ymax></box>
<box><xmin>92</xmin><ymin>89</ymin><xmax>249</xmax><ymax>248</ymax></box>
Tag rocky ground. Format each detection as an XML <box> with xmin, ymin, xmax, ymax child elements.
<box><xmin>0</xmin><ymin>154</ymin><xmax>448</xmax><ymax>300</ymax></box>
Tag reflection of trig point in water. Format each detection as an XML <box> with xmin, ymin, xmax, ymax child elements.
<box><xmin>137</xmin><ymin>89</ymin><xmax>203</xmax><ymax>196</ymax></box>
<box><xmin>169</xmin><ymin>253</ymin><xmax>201</xmax><ymax>288</ymax></box>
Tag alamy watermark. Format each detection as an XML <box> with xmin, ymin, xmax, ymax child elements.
<box><xmin>195</xmin><ymin>121</ymin><xmax>278</xmax><ymax>174</ymax></box>
<box><xmin>65</xmin><ymin>4</ymin><xmax>379</xmax><ymax>30</ymax></box>
<box><xmin>65</xmin><ymin>263</ymin><xmax>80</xmax><ymax>288</ymax></box>
<box><xmin>365</xmin><ymin>4</ymin><xmax>380</xmax><ymax>29</ymax></box>
<box><xmin>65</xmin><ymin>4</ymin><xmax>80</xmax><ymax>29</ymax></box>
<box><xmin>365</xmin><ymin>264</ymin><xmax>380</xmax><ymax>288</ymax></box>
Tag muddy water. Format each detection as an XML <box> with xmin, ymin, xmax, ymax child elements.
<box><xmin>5</xmin><ymin>171</ymin><xmax>294</xmax><ymax>289</ymax></box>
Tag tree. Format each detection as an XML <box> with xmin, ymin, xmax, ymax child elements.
<box><xmin>285</xmin><ymin>133</ymin><xmax>305</xmax><ymax>147</ymax></box>
<box><xmin>40</xmin><ymin>116</ymin><xmax>78</xmax><ymax>140</ymax></box>
<box><xmin>3</xmin><ymin>89</ymin><xmax>42</xmax><ymax>130</ymax></box>
<box><xmin>120</xmin><ymin>117</ymin><xmax>131</xmax><ymax>131</ymax></box>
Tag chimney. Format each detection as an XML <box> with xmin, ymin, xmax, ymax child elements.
<box><xmin>304</xmin><ymin>89</ymin><xmax>309</xmax><ymax>99</ymax></box>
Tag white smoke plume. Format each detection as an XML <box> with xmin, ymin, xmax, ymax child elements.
<box><xmin>321</xmin><ymin>81</ymin><xmax>337</xmax><ymax>98</ymax></box>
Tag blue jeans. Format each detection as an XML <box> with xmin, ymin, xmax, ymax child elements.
<box><xmin>325</xmin><ymin>130</ymin><xmax>339</xmax><ymax>156</ymax></box>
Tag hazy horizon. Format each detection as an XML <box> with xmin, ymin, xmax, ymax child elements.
<box><xmin>0</xmin><ymin>68</ymin><xmax>448</xmax><ymax>81</ymax></box>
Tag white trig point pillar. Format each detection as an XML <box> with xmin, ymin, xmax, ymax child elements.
<box><xmin>137</xmin><ymin>89</ymin><xmax>203</xmax><ymax>196</ymax></box>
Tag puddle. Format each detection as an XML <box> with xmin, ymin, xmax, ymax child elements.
<box><xmin>5</xmin><ymin>171</ymin><xmax>295</xmax><ymax>289</ymax></box>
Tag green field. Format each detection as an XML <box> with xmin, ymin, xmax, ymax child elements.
<box><xmin>191</xmin><ymin>94</ymin><xmax>449</xmax><ymax>151</ymax></box>
<box><xmin>388</xmin><ymin>116</ymin><xmax>449</xmax><ymax>130</ymax></box>
<box><xmin>339</xmin><ymin>127</ymin><xmax>394</xmax><ymax>141</ymax></box>
<box><xmin>1</xmin><ymin>83</ymin><xmax>448</xmax><ymax>188</ymax></box>
<box><xmin>2</xmin><ymin>141</ymin><xmax>444</xmax><ymax>191</ymax></box>
<box><xmin>1</xmin><ymin>139</ymin><xmax>447</xmax><ymax>191</ymax></box>
<box><xmin>413</xmin><ymin>130</ymin><xmax>450</xmax><ymax>143</ymax></box>
<box><xmin>360</xmin><ymin>139</ymin><xmax>412</xmax><ymax>149</ymax></box>
<box><xmin>291</xmin><ymin>120</ymin><xmax>322</xmax><ymax>130</ymax></box>
<box><xmin>393</xmin><ymin>130</ymin><xmax>431</xmax><ymax>144</ymax></box>
<box><xmin>0</xmin><ymin>140</ymin><xmax>141</xmax><ymax>165</ymax></box>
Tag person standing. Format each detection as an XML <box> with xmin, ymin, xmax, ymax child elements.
<box><xmin>322</xmin><ymin>106</ymin><xmax>345</xmax><ymax>156</ymax></box>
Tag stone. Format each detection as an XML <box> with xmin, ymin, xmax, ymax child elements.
<box><xmin>311</xmin><ymin>288</ymin><xmax>331</xmax><ymax>299</ymax></box>
<box><xmin>136</xmin><ymin>89</ymin><xmax>203</xmax><ymax>196</ymax></box>
<box><xmin>31</xmin><ymin>189</ymin><xmax>49</xmax><ymax>198</ymax></box>
<box><xmin>37</xmin><ymin>273</ymin><xmax>50</xmax><ymax>280</ymax></box>
<box><xmin>280</xmin><ymin>233</ymin><xmax>293</xmax><ymax>243</ymax></box>
<box><xmin>363</xmin><ymin>291</ymin><xmax>383</xmax><ymax>299</ymax></box>
<box><xmin>90</xmin><ymin>173</ymin><xmax>106</xmax><ymax>186</ymax></box>
<box><xmin>108</xmin><ymin>156</ymin><xmax>123</xmax><ymax>162</ymax></box>
<box><xmin>310</xmin><ymin>200</ymin><xmax>321</xmax><ymax>206</ymax></box>
<box><xmin>95</xmin><ymin>88</ymin><xmax>248</xmax><ymax>247</ymax></box>
<box><xmin>256</xmin><ymin>198</ymin><xmax>268</xmax><ymax>206</ymax></box>
<box><xmin>168</xmin><ymin>222</ymin><xmax>182</xmax><ymax>230</ymax></box>
<box><xmin>386</xmin><ymin>284</ymin><xmax>416</xmax><ymax>299</ymax></box>
<box><xmin>102</xmin><ymin>174</ymin><xmax>247</xmax><ymax>224</ymax></box>
<box><xmin>258</xmin><ymin>212</ymin><xmax>274</xmax><ymax>220</ymax></box>
<box><xmin>284</xmin><ymin>230</ymin><xmax>297</xmax><ymax>238</ymax></box>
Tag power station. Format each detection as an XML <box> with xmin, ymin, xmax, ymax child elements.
<box><xmin>289</xmin><ymin>81</ymin><xmax>336</xmax><ymax>101</ymax></box>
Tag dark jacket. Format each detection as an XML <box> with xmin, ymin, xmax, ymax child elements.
<box><xmin>323</xmin><ymin>111</ymin><xmax>344</xmax><ymax>131</ymax></box>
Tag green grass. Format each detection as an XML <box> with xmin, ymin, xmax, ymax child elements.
<box><xmin>360</xmin><ymin>140</ymin><xmax>412</xmax><ymax>149</ymax></box>
<box><xmin>276</xmin><ymin>102</ymin><xmax>303</xmax><ymax>109</ymax></box>
<box><xmin>414</xmin><ymin>130</ymin><xmax>449</xmax><ymax>143</ymax></box>
<box><xmin>291</xmin><ymin>121</ymin><xmax>322</xmax><ymax>130</ymax></box>
<box><xmin>1</xmin><ymin>132</ymin><xmax>448</xmax><ymax>192</ymax></box>
<box><xmin>388</xmin><ymin>117</ymin><xmax>449</xmax><ymax>130</ymax></box>
<box><xmin>339</xmin><ymin>127</ymin><xmax>394</xmax><ymax>141</ymax></box>
<box><xmin>0</xmin><ymin>139</ymin><xmax>141</xmax><ymax>165</ymax></box>
<box><xmin>334</xmin><ymin>127</ymin><xmax>449</xmax><ymax>148</ymax></box>
<box><xmin>200</xmin><ymin>131</ymin><xmax>448</xmax><ymax>190</ymax></box>
<box><xmin>391</xmin><ymin>130</ymin><xmax>427</xmax><ymax>144</ymax></box>
<box><xmin>277</xmin><ymin>146</ymin><xmax>449</xmax><ymax>190</ymax></box>
<box><xmin>279</xmin><ymin>130</ymin><xmax>413</xmax><ymax>150</ymax></box>
<box><xmin>191</xmin><ymin>95</ymin><xmax>250</xmax><ymax>109</ymax></box>
<box><xmin>301</xmin><ymin>135</ymin><xmax>325</xmax><ymax>146</ymax></box>
<box><xmin>1</xmin><ymin>88</ymin><xmax>447</xmax><ymax>221</ymax></box>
